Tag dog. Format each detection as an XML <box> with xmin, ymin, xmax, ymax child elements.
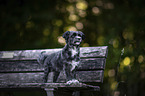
<box><xmin>37</xmin><ymin>31</ymin><xmax>85</xmax><ymax>83</ymax></box>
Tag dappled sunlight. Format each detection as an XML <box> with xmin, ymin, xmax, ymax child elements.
<box><xmin>111</xmin><ymin>81</ymin><xmax>118</xmax><ymax>90</ymax></box>
<box><xmin>76</xmin><ymin>22</ymin><xmax>83</xmax><ymax>30</ymax></box>
<box><xmin>108</xmin><ymin>69</ymin><xmax>115</xmax><ymax>77</ymax></box>
<box><xmin>66</xmin><ymin>5</ymin><xmax>75</xmax><ymax>14</ymax></box>
<box><xmin>96</xmin><ymin>0</ymin><xmax>103</xmax><ymax>6</ymax></box>
<box><xmin>92</xmin><ymin>7</ymin><xmax>100</xmax><ymax>15</ymax></box>
<box><xmin>123</xmin><ymin>31</ymin><xmax>134</xmax><ymax>40</ymax></box>
<box><xmin>66</xmin><ymin>0</ymin><xmax>88</xmax><ymax>20</ymax></box>
<box><xmin>78</xmin><ymin>10</ymin><xmax>87</xmax><ymax>17</ymax></box>
<box><xmin>104</xmin><ymin>70</ymin><xmax>108</xmax><ymax>77</ymax></box>
<box><xmin>26</xmin><ymin>21</ymin><xmax>34</xmax><ymax>29</ymax></box>
<box><xmin>64</xmin><ymin>26</ymin><xmax>77</xmax><ymax>32</ymax></box>
<box><xmin>141</xmin><ymin>72</ymin><xmax>145</xmax><ymax>79</ymax></box>
<box><xmin>130</xmin><ymin>56</ymin><xmax>135</xmax><ymax>63</ymax></box>
<box><xmin>96</xmin><ymin>0</ymin><xmax>114</xmax><ymax>9</ymax></box>
<box><xmin>69</xmin><ymin>14</ymin><xmax>79</xmax><ymax>21</ymax></box>
<box><xmin>97</xmin><ymin>36</ymin><xmax>105</xmax><ymax>45</ymax></box>
<box><xmin>57</xmin><ymin>36</ymin><xmax>66</xmax><ymax>45</ymax></box>
<box><xmin>104</xmin><ymin>3</ymin><xmax>114</xmax><ymax>9</ymax></box>
<box><xmin>82</xmin><ymin>43</ymin><xmax>89</xmax><ymax>47</ymax></box>
<box><xmin>43</xmin><ymin>28</ymin><xmax>50</xmax><ymax>36</ymax></box>
<box><xmin>68</xmin><ymin>0</ymin><xmax>76</xmax><ymax>3</ymax></box>
<box><xmin>114</xmin><ymin>91</ymin><xmax>120</xmax><ymax>96</ymax></box>
<box><xmin>123</xmin><ymin>27</ymin><xmax>134</xmax><ymax>40</ymax></box>
<box><xmin>128</xmin><ymin>44</ymin><xmax>133</xmax><ymax>53</ymax></box>
<box><xmin>123</xmin><ymin>57</ymin><xmax>131</xmax><ymax>66</ymax></box>
<box><xmin>52</xmin><ymin>29</ymin><xmax>59</xmax><ymax>40</ymax></box>
<box><xmin>76</xmin><ymin>1</ymin><xmax>88</xmax><ymax>10</ymax></box>
<box><xmin>52</xmin><ymin>20</ymin><xmax>63</xmax><ymax>27</ymax></box>
<box><xmin>138</xmin><ymin>55</ymin><xmax>144</xmax><ymax>63</ymax></box>
<box><xmin>113</xmin><ymin>39</ymin><xmax>119</xmax><ymax>48</ymax></box>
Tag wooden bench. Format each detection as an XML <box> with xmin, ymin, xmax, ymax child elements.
<box><xmin>0</xmin><ymin>46</ymin><xmax>108</xmax><ymax>96</ymax></box>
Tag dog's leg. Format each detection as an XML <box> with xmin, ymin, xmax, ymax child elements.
<box><xmin>72</xmin><ymin>69</ymin><xmax>76</xmax><ymax>79</ymax></box>
<box><xmin>65</xmin><ymin>65</ymin><xmax>72</xmax><ymax>81</ymax></box>
<box><xmin>44</xmin><ymin>64</ymin><xmax>49</xmax><ymax>83</ymax></box>
<box><xmin>53</xmin><ymin>71</ymin><xmax>60</xmax><ymax>82</ymax></box>
<box><xmin>66</xmin><ymin>65</ymin><xmax>76</xmax><ymax>80</ymax></box>
<box><xmin>66</xmin><ymin>71</ymin><xmax>72</xmax><ymax>81</ymax></box>
<box><xmin>66</xmin><ymin>67</ymin><xmax>80</xmax><ymax>84</ymax></box>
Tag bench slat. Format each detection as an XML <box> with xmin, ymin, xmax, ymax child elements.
<box><xmin>0</xmin><ymin>71</ymin><xmax>103</xmax><ymax>84</ymax></box>
<box><xmin>0</xmin><ymin>46</ymin><xmax>108</xmax><ymax>61</ymax></box>
<box><xmin>78</xmin><ymin>58</ymin><xmax>106</xmax><ymax>70</ymax></box>
<box><xmin>76</xmin><ymin>70</ymin><xmax>104</xmax><ymax>83</ymax></box>
<box><xmin>0</xmin><ymin>58</ymin><xmax>106</xmax><ymax>72</ymax></box>
<box><xmin>0</xmin><ymin>83</ymin><xmax>100</xmax><ymax>90</ymax></box>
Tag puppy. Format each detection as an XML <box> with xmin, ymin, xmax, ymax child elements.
<box><xmin>37</xmin><ymin>31</ymin><xmax>85</xmax><ymax>83</ymax></box>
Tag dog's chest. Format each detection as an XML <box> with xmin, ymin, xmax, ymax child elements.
<box><xmin>70</xmin><ymin>48</ymin><xmax>78</xmax><ymax>57</ymax></box>
<box><xmin>71</xmin><ymin>61</ymin><xmax>79</xmax><ymax>71</ymax></box>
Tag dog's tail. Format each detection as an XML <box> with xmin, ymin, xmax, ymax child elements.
<box><xmin>37</xmin><ymin>51</ymin><xmax>47</xmax><ymax>65</ymax></box>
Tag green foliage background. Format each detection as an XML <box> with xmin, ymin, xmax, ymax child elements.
<box><xmin>0</xmin><ymin>0</ymin><xmax>145</xmax><ymax>96</ymax></box>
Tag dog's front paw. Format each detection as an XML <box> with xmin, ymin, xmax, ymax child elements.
<box><xmin>66</xmin><ymin>79</ymin><xmax>79</xmax><ymax>85</ymax></box>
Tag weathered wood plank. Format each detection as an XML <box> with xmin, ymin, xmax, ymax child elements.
<box><xmin>0</xmin><ymin>58</ymin><xmax>106</xmax><ymax>72</ymax></box>
<box><xmin>0</xmin><ymin>71</ymin><xmax>104</xmax><ymax>84</ymax></box>
<box><xmin>0</xmin><ymin>61</ymin><xmax>43</xmax><ymax>72</ymax></box>
<box><xmin>76</xmin><ymin>70</ymin><xmax>104</xmax><ymax>83</ymax></box>
<box><xmin>0</xmin><ymin>83</ymin><xmax>100</xmax><ymax>90</ymax></box>
<box><xmin>78</xmin><ymin>58</ymin><xmax>106</xmax><ymax>70</ymax></box>
<box><xmin>80</xmin><ymin>46</ymin><xmax>108</xmax><ymax>58</ymax></box>
<box><xmin>0</xmin><ymin>72</ymin><xmax>44</xmax><ymax>83</ymax></box>
<box><xmin>0</xmin><ymin>46</ymin><xmax>108</xmax><ymax>61</ymax></box>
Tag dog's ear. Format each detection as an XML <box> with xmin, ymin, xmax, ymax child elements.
<box><xmin>79</xmin><ymin>31</ymin><xmax>85</xmax><ymax>40</ymax></box>
<box><xmin>62</xmin><ymin>31</ymin><xmax>70</xmax><ymax>41</ymax></box>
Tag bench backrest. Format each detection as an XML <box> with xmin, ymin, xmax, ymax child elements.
<box><xmin>0</xmin><ymin>46</ymin><xmax>108</xmax><ymax>85</ymax></box>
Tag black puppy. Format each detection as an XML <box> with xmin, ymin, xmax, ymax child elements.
<box><xmin>37</xmin><ymin>31</ymin><xmax>85</xmax><ymax>83</ymax></box>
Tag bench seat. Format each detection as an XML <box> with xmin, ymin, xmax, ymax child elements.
<box><xmin>0</xmin><ymin>46</ymin><xmax>108</xmax><ymax>96</ymax></box>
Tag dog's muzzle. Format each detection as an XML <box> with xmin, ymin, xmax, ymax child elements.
<box><xmin>74</xmin><ymin>36</ymin><xmax>82</xmax><ymax>45</ymax></box>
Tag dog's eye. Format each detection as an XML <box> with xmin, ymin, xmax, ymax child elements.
<box><xmin>73</xmin><ymin>33</ymin><xmax>76</xmax><ymax>36</ymax></box>
<box><xmin>78</xmin><ymin>34</ymin><xmax>81</xmax><ymax>37</ymax></box>
<box><xmin>71</xmin><ymin>35</ymin><xmax>75</xmax><ymax>38</ymax></box>
<box><xmin>72</xmin><ymin>33</ymin><xmax>76</xmax><ymax>37</ymax></box>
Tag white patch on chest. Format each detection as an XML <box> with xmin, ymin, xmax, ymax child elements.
<box><xmin>71</xmin><ymin>61</ymin><xmax>79</xmax><ymax>71</ymax></box>
<box><xmin>71</xmin><ymin>48</ymin><xmax>78</xmax><ymax>57</ymax></box>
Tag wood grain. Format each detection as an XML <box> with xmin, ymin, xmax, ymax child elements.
<box><xmin>76</xmin><ymin>70</ymin><xmax>104</xmax><ymax>83</ymax></box>
<box><xmin>0</xmin><ymin>46</ymin><xmax>108</xmax><ymax>61</ymax></box>
<box><xmin>0</xmin><ymin>83</ymin><xmax>100</xmax><ymax>91</ymax></box>
<box><xmin>0</xmin><ymin>71</ymin><xmax>104</xmax><ymax>84</ymax></box>
<box><xmin>0</xmin><ymin>58</ymin><xmax>106</xmax><ymax>72</ymax></box>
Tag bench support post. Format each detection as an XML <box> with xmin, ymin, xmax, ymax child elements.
<box><xmin>72</xmin><ymin>91</ymin><xmax>80</xmax><ymax>96</ymax></box>
<box><xmin>45</xmin><ymin>88</ymin><xmax>55</xmax><ymax>96</ymax></box>
<box><xmin>44</xmin><ymin>72</ymin><xmax>55</xmax><ymax>96</ymax></box>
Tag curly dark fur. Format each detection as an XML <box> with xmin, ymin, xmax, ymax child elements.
<box><xmin>37</xmin><ymin>31</ymin><xmax>85</xmax><ymax>82</ymax></box>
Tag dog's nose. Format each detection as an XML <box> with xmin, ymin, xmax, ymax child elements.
<box><xmin>75</xmin><ymin>36</ymin><xmax>81</xmax><ymax>40</ymax></box>
<box><xmin>77</xmin><ymin>38</ymin><xmax>81</xmax><ymax>40</ymax></box>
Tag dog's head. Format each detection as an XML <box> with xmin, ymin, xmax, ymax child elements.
<box><xmin>63</xmin><ymin>31</ymin><xmax>85</xmax><ymax>46</ymax></box>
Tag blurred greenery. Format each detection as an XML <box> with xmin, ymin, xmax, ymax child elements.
<box><xmin>0</xmin><ymin>0</ymin><xmax>145</xmax><ymax>96</ymax></box>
